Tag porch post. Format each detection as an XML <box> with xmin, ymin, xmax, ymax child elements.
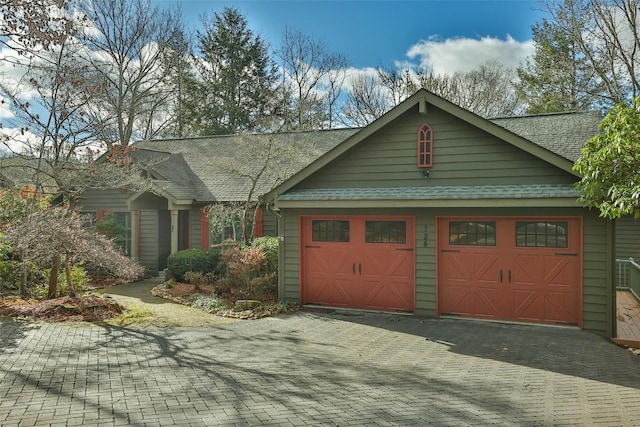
<box><xmin>170</xmin><ymin>209</ymin><xmax>179</xmax><ymax>254</ymax></box>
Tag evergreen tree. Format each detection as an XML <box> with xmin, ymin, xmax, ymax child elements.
<box><xmin>187</xmin><ymin>7</ymin><xmax>279</xmax><ymax>135</ymax></box>
<box><xmin>516</xmin><ymin>14</ymin><xmax>598</xmax><ymax>114</ymax></box>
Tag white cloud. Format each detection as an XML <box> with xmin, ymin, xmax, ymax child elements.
<box><xmin>406</xmin><ymin>35</ymin><xmax>534</xmax><ymax>75</ymax></box>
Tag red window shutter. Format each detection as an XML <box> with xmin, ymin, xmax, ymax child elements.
<box><xmin>200</xmin><ymin>209</ymin><xmax>209</xmax><ymax>248</ymax></box>
<box><xmin>417</xmin><ymin>124</ymin><xmax>433</xmax><ymax>168</ymax></box>
<box><xmin>254</xmin><ymin>207</ymin><xmax>264</xmax><ymax>238</ymax></box>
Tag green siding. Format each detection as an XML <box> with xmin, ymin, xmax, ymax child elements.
<box><xmin>189</xmin><ymin>208</ymin><xmax>201</xmax><ymax>249</ymax></box>
<box><xmin>295</xmin><ymin>108</ymin><xmax>575</xmax><ymax>190</ymax></box>
<box><xmin>79</xmin><ymin>189</ymin><xmax>130</xmax><ymax>211</ymax></box>
<box><xmin>582</xmin><ymin>211</ymin><xmax>612</xmax><ymax>335</ymax></box>
<box><xmin>138</xmin><ymin>209</ymin><xmax>159</xmax><ymax>273</ymax></box>
<box><xmin>262</xmin><ymin>209</ymin><xmax>278</xmax><ymax>237</ymax></box>
<box><xmin>615</xmin><ymin>216</ymin><xmax>640</xmax><ymax>260</ymax></box>
<box><xmin>280</xmin><ymin>207</ymin><xmax>612</xmax><ymax>334</ymax></box>
<box><xmin>158</xmin><ymin>210</ymin><xmax>171</xmax><ymax>270</ymax></box>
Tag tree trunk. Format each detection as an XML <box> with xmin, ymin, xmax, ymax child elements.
<box><xmin>48</xmin><ymin>254</ymin><xmax>60</xmax><ymax>299</ymax></box>
<box><xmin>65</xmin><ymin>252</ymin><xmax>75</xmax><ymax>298</ymax></box>
<box><xmin>20</xmin><ymin>250</ymin><xmax>28</xmax><ymax>299</ymax></box>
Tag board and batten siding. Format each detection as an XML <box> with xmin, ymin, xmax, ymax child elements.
<box><xmin>294</xmin><ymin>107</ymin><xmax>576</xmax><ymax>190</ymax></box>
<box><xmin>279</xmin><ymin>207</ymin><xmax>612</xmax><ymax>335</ymax></box>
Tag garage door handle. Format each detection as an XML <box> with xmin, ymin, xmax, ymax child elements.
<box><xmin>499</xmin><ymin>270</ymin><xmax>503</xmax><ymax>283</ymax></box>
<box><xmin>353</xmin><ymin>263</ymin><xmax>355</xmax><ymax>275</ymax></box>
<box><xmin>508</xmin><ymin>269</ymin><xmax>511</xmax><ymax>283</ymax></box>
<box><xmin>359</xmin><ymin>263</ymin><xmax>362</xmax><ymax>275</ymax></box>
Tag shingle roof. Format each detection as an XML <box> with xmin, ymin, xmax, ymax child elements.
<box><xmin>131</xmin><ymin>108</ymin><xmax>602</xmax><ymax>204</ymax></box>
<box><xmin>277</xmin><ymin>184</ymin><xmax>579</xmax><ymax>202</ymax></box>
<box><xmin>490</xmin><ymin>110</ymin><xmax>602</xmax><ymax>162</ymax></box>
<box><xmin>134</xmin><ymin>128</ymin><xmax>359</xmax><ymax>202</ymax></box>
<box><xmin>0</xmin><ymin>156</ymin><xmax>57</xmax><ymax>194</ymax></box>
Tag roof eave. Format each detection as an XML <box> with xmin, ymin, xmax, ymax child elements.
<box><xmin>274</xmin><ymin>198</ymin><xmax>583</xmax><ymax>209</ymax></box>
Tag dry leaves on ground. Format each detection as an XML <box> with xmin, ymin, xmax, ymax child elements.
<box><xmin>0</xmin><ymin>295</ymin><xmax>122</xmax><ymax>322</ymax></box>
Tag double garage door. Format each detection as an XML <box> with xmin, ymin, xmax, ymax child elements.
<box><xmin>438</xmin><ymin>217</ymin><xmax>582</xmax><ymax>325</ymax></box>
<box><xmin>300</xmin><ymin>215</ymin><xmax>582</xmax><ymax>325</ymax></box>
<box><xmin>300</xmin><ymin>216</ymin><xmax>415</xmax><ymax>312</ymax></box>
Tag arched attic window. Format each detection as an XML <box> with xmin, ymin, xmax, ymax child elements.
<box><xmin>417</xmin><ymin>124</ymin><xmax>433</xmax><ymax>168</ymax></box>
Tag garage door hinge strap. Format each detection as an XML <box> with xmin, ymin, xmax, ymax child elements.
<box><xmin>441</xmin><ymin>249</ymin><xmax>460</xmax><ymax>253</ymax></box>
<box><xmin>555</xmin><ymin>253</ymin><xmax>578</xmax><ymax>256</ymax></box>
<box><xmin>396</xmin><ymin>248</ymin><xmax>414</xmax><ymax>251</ymax></box>
<box><xmin>305</xmin><ymin>245</ymin><xmax>321</xmax><ymax>248</ymax></box>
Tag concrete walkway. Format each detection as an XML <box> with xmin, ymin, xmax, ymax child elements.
<box><xmin>0</xmin><ymin>309</ymin><xmax>638</xmax><ymax>426</ymax></box>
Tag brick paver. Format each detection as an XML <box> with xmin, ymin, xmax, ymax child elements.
<box><xmin>0</xmin><ymin>312</ymin><xmax>639</xmax><ymax>426</ymax></box>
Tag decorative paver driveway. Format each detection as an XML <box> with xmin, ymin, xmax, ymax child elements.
<box><xmin>1</xmin><ymin>311</ymin><xmax>639</xmax><ymax>426</ymax></box>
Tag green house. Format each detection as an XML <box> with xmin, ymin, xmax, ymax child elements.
<box><xmin>263</xmin><ymin>88</ymin><xmax>633</xmax><ymax>337</ymax></box>
<box><xmin>78</xmin><ymin>129</ymin><xmax>358</xmax><ymax>274</ymax></box>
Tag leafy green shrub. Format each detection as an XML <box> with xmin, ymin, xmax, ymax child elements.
<box><xmin>251</xmin><ymin>236</ymin><xmax>278</xmax><ymax>272</ymax></box>
<box><xmin>0</xmin><ymin>260</ymin><xmax>22</xmax><ymax>290</ymax></box>
<box><xmin>0</xmin><ymin>260</ymin><xmax>46</xmax><ymax>292</ymax></box>
<box><xmin>166</xmin><ymin>248</ymin><xmax>222</xmax><ymax>282</ymax></box>
<box><xmin>34</xmin><ymin>265</ymin><xmax>89</xmax><ymax>298</ymax></box>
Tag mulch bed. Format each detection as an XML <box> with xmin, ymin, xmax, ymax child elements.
<box><xmin>0</xmin><ymin>295</ymin><xmax>122</xmax><ymax>322</ymax></box>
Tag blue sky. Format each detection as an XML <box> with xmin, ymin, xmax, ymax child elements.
<box><xmin>152</xmin><ymin>0</ymin><xmax>545</xmax><ymax>72</ymax></box>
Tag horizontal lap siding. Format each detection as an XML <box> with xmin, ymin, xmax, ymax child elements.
<box><xmin>296</xmin><ymin>109</ymin><xmax>575</xmax><ymax>189</ymax></box>
<box><xmin>189</xmin><ymin>208</ymin><xmax>201</xmax><ymax>249</ymax></box>
<box><xmin>79</xmin><ymin>189</ymin><xmax>131</xmax><ymax>211</ymax></box>
<box><xmin>158</xmin><ymin>210</ymin><xmax>171</xmax><ymax>271</ymax></box>
<box><xmin>582</xmin><ymin>211</ymin><xmax>611</xmax><ymax>334</ymax></box>
<box><xmin>415</xmin><ymin>213</ymin><xmax>436</xmax><ymax>315</ymax></box>
<box><xmin>262</xmin><ymin>210</ymin><xmax>278</xmax><ymax>237</ymax></box>
<box><xmin>139</xmin><ymin>210</ymin><xmax>159</xmax><ymax>273</ymax></box>
<box><xmin>282</xmin><ymin>210</ymin><xmax>301</xmax><ymax>302</ymax></box>
<box><xmin>615</xmin><ymin>216</ymin><xmax>640</xmax><ymax>260</ymax></box>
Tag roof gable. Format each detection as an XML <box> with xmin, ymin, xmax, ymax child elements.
<box><xmin>264</xmin><ymin>89</ymin><xmax>600</xmax><ymax>201</ymax></box>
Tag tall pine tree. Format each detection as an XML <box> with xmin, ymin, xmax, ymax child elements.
<box><xmin>516</xmin><ymin>11</ymin><xmax>599</xmax><ymax>114</ymax></box>
<box><xmin>186</xmin><ymin>7</ymin><xmax>279</xmax><ymax>135</ymax></box>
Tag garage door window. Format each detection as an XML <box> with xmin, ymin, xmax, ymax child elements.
<box><xmin>516</xmin><ymin>221</ymin><xmax>568</xmax><ymax>248</ymax></box>
<box><xmin>449</xmin><ymin>221</ymin><xmax>496</xmax><ymax>246</ymax></box>
<box><xmin>312</xmin><ymin>220</ymin><xmax>350</xmax><ymax>242</ymax></box>
<box><xmin>365</xmin><ymin>221</ymin><xmax>406</xmax><ymax>244</ymax></box>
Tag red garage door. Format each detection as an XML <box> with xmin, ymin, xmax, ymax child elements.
<box><xmin>301</xmin><ymin>216</ymin><xmax>415</xmax><ymax>312</ymax></box>
<box><xmin>438</xmin><ymin>217</ymin><xmax>582</xmax><ymax>325</ymax></box>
